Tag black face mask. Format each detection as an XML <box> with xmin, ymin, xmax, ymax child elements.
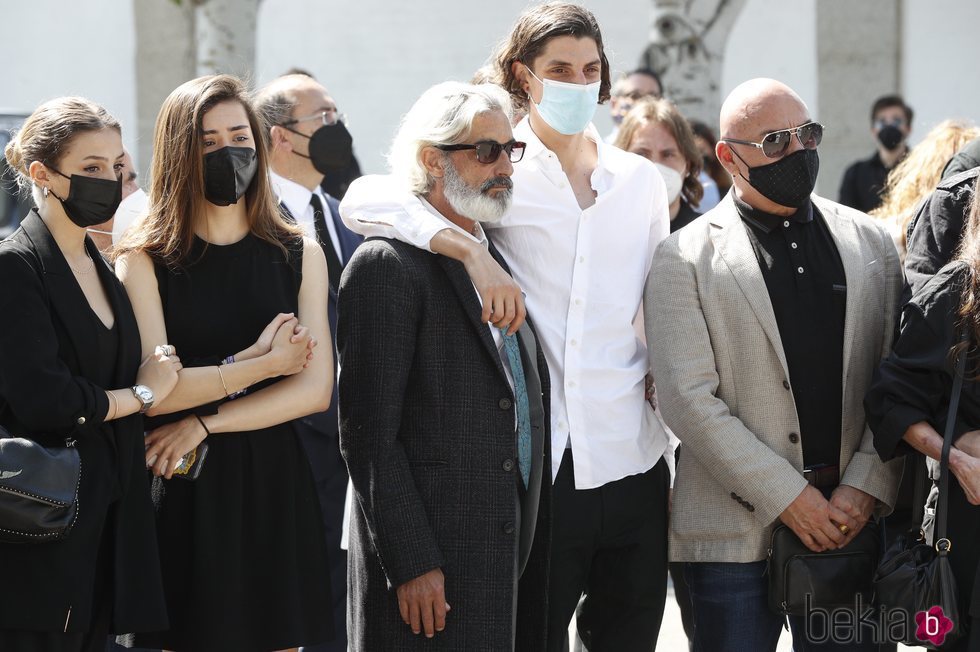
<box><xmin>731</xmin><ymin>148</ymin><xmax>819</xmax><ymax>209</ymax></box>
<box><xmin>284</xmin><ymin>121</ymin><xmax>353</xmax><ymax>174</ymax></box>
<box><xmin>877</xmin><ymin>125</ymin><xmax>904</xmax><ymax>151</ymax></box>
<box><xmin>48</xmin><ymin>168</ymin><xmax>123</xmax><ymax>228</ymax></box>
<box><xmin>203</xmin><ymin>146</ymin><xmax>258</xmax><ymax>206</ymax></box>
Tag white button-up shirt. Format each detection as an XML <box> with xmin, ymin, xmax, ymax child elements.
<box><xmin>340</xmin><ymin>119</ymin><xmax>674</xmax><ymax>489</ymax></box>
<box><xmin>269</xmin><ymin>169</ymin><xmax>343</xmax><ymax>260</ymax></box>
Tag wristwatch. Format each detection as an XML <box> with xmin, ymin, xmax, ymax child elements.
<box><xmin>131</xmin><ymin>384</ymin><xmax>155</xmax><ymax>413</ymax></box>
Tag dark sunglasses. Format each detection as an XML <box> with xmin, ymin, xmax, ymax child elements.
<box><xmin>722</xmin><ymin>121</ymin><xmax>824</xmax><ymax>159</ymax></box>
<box><xmin>435</xmin><ymin>140</ymin><xmax>526</xmax><ymax>164</ymax></box>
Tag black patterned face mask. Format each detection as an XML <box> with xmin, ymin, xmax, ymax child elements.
<box><xmin>732</xmin><ymin>148</ymin><xmax>819</xmax><ymax>208</ymax></box>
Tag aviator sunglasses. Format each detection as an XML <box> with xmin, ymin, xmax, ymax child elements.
<box><xmin>722</xmin><ymin>121</ymin><xmax>824</xmax><ymax>159</ymax></box>
<box><xmin>435</xmin><ymin>140</ymin><xmax>527</xmax><ymax>164</ymax></box>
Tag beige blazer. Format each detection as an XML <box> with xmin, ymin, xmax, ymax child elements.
<box><xmin>647</xmin><ymin>194</ymin><xmax>904</xmax><ymax>563</ymax></box>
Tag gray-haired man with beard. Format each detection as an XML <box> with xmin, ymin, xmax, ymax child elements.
<box><xmin>337</xmin><ymin>81</ymin><xmax>551</xmax><ymax>651</ymax></box>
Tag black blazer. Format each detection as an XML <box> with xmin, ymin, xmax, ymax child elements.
<box><xmin>0</xmin><ymin>211</ymin><xmax>167</xmax><ymax>633</ymax></box>
<box><xmin>338</xmin><ymin>237</ymin><xmax>551</xmax><ymax>651</ymax></box>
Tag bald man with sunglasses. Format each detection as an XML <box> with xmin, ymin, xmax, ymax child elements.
<box><xmin>646</xmin><ymin>78</ymin><xmax>902</xmax><ymax>651</ymax></box>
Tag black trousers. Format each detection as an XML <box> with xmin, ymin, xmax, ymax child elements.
<box><xmin>294</xmin><ymin>423</ymin><xmax>350</xmax><ymax>652</ymax></box>
<box><xmin>548</xmin><ymin>449</ymin><xmax>670</xmax><ymax>652</ymax></box>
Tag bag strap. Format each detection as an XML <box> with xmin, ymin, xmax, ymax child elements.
<box><xmin>936</xmin><ymin>329</ymin><xmax>969</xmax><ymax>552</ymax></box>
<box><xmin>909</xmin><ymin>453</ymin><xmax>928</xmax><ymax>537</ymax></box>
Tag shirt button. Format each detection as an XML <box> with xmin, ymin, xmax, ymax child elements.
<box><xmin>502</xmin><ymin>459</ymin><xmax>515</xmax><ymax>472</ymax></box>
<box><xmin>76</xmin><ymin>416</ymin><xmax>86</xmax><ymax>425</ymax></box>
<box><xmin>797</xmin><ymin>266</ymin><xmax>804</xmax><ymax>274</ymax></box>
<box><xmin>499</xmin><ymin>398</ymin><xmax>513</xmax><ymax>410</ymax></box>
<box><xmin>503</xmin><ymin>521</ymin><xmax>516</xmax><ymax>535</ymax></box>
<box><xmin>578</xmin><ymin>256</ymin><xmax>585</xmax><ymax>263</ymax></box>
<box><xmin>559</xmin><ymin>421</ymin><xmax>567</xmax><ymax>429</ymax></box>
<box><xmin>791</xmin><ymin>242</ymin><xmax>798</xmax><ymax>249</ymax></box>
<box><xmin>782</xmin><ymin>379</ymin><xmax>790</xmax><ymax>390</ymax></box>
<box><xmin>788</xmin><ymin>433</ymin><xmax>800</xmax><ymax>444</ymax></box>
<box><xmin>783</xmin><ymin>220</ymin><xmax>790</xmax><ymax>228</ymax></box>
<box><xmin>571</xmin><ymin>339</ymin><xmax>578</xmax><ymax>346</ymax></box>
<box><xmin>567</xmin><ymin>380</ymin><xmax>576</xmax><ymax>388</ymax></box>
<box><xmin>575</xmin><ymin>299</ymin><xmax>583</xmax><ymax>306</ymax></box>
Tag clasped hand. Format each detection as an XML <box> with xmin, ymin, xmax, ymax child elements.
<box><xmin>779</xmin><ymin>484</ymin><xmax>875</xmax><ymax>552</ymax></box>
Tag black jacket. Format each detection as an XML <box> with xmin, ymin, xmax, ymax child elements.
<box><xmin>904</xmin><ymin>167</ymin><xmax>980</xmax><ymax>299</ymax></box>
<box><xmin>0</xmin><ymin>211</ymin><xmax>167</xmax><ymax>633</ymax></box>
<box><xmin>338</xmin><ymin>237</ymin><xmax>551</xmax><ymax>651</ymax></box>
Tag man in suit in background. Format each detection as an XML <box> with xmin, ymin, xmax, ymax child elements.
<box><xmin>337</xmin><ymin>81</ymin><xmax>550</xmax><ymax>651</ymax></box>
<box><xmin>647</xmin><ymin>78</ymin><xmax>903</xmax><ymax>651</ymax></box>
<box><xmin>254</xmin><ymin>72</ymin><xmax>363</xmax><ymax>652</ymax></box>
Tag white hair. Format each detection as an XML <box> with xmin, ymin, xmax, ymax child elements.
<box><xmin>387</xmin><ymin>81</ymin><xmax>512</xmax><ymax>195</ymax></box>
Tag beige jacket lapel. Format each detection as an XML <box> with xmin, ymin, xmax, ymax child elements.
<box><xmin>709</xmin><ymin>197</ymin><xmax>790</xmax><ymax>380</ymax></box>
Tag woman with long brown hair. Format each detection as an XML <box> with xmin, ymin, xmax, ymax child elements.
<box><xmin>866</xmin><ymin>174</ymin><xmax>980</xmax><ymax>651</ymax></box>
<box><xmin>613</xmin><ymin>96</ymin><xmax>704</xmax><ymax>232</ymax></box>
<box><xmin>115</xmin><ymin>74</ymin><xmax>334</xmax><ymax>651</ymax></box>
<box><xmin>0</xmin><ymin>97</ymin><xmax>177</xmax><ymax>651</ymax></box>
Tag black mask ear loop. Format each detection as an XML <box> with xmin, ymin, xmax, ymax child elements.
<box><xmin>724</xmin><ymin>144</ymin><xmax>752</xmax><ymax>184</ymax></box>
<box><xmin>44</xmin><ymin>165</ymin><xmax>72</xmax><ymax>203</ymax></box>
<box><xmin>278</xmin><ymin>124</ymin><xmax>314</xmax><ymax>162</ymax></box>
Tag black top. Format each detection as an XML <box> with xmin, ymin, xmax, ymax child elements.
<box><xmin>0</xmin><ymin>211</ymin><xmax>166</xmax><ymax>635</ymax></box>
<box><xmin>838</xmin><ymin>150</ymin><xmax>904</xmax><ymax>213</ymax></box>
<box><xmin>866</xmin><ymin>261</ymin><xmax>978</xmax><ymax>459</ymax></box>
<box><xmin>735</xmin><ymin>195</ymin><xmax>846</xmax><ymax>468</ymax></box>
<box><xmin>904</xmin><ymin>167</ymin><xmax>979</xmax><ymax>299</ymax></box>
<box><xmin>865</xmin><ymin>260</ymin><xmax>980</xmax><ymax>621</ymax></box>
<box><xmin>671</xmin><ymin>200</ymin><xmax>701</xmax><ymax>233</ymax></box>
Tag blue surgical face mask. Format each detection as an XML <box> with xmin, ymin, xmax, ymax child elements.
<box><xmin>526</xmin><ymin>66</ymin><xmax>600</xmax><ymax>136</ymax></box>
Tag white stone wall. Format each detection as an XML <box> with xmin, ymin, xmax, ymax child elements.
<box><xmin>1</xmin><ymin>0</ymin><xmax>978</xmax><ymax>191</ymax></box>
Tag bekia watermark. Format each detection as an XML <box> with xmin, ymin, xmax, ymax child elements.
<box><xmin>804</xmin><ymin>595</ymin><xmax>955</xmax><ymax>645</ymax></box>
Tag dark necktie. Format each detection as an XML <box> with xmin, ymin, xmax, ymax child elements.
<box><xmin>501</xmin><ymin>329</ymin><xmax>532</xmax><ymax>487</ymax></box>
<box><xmin>310</xmin><ymin>193</ymin><xmax>343</xmax><ymax>289</ymax></box>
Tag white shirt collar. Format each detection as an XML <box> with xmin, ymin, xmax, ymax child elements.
<box><xmin>269</xmin><ymin>169</ymin><xmax>318</xmax><ymax>220</ymax></box>
<box><xmin>513</xmin><ymin>118</ymin><xmax>617</xmax><ymax>193</ymax></box>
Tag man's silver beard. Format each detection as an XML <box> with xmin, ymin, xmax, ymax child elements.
<box><xmin>443</xmin><ymin>160</ymin><xmax>512</xmax><ymax>223</ymax></box>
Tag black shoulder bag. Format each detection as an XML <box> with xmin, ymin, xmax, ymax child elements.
<box><xmin>0</xmin><ymin>426</ymin><xmax>81</xmax><ymax>543</ymax></box>
<box><xmin>872</xmin><ymin>332</ymin><xmax>966</xmax><ymax>649</ymax></box>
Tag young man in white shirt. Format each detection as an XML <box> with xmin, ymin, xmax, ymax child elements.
<box><xmin>340</xmin><ymin>4</ymin><xmax>674</xmax><ymax>650</ymax></box>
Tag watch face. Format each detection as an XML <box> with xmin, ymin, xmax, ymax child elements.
<box><xmin>135</xmin><ymin>385</ymin><xmax>153</xmax><ymax>403</ymax></box>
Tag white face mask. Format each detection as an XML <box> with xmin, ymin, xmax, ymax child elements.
<box><xmin>111</xmin><ymin>187</ymin><xmax>149</xmax><ymax>244</ymax></box>
<box><xmin>653</xmin><ymin>163</ymin><xmax>684</xmax><ymax>204</ymax></box>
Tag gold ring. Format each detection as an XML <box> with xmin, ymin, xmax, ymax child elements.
<box><xmin>839</xmin><ymin>524</ymin><xmax>850</xmax><ymax>535</ymax></box>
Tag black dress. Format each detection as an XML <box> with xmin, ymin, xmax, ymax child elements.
<box><xmin>135</xmin><ymin>233</ymin><xmax>333</xmax><ymax>652</ymax></box>
<box><xmin>865</xmin><ymin>260</ymin><xmax>980</xmax><ymax>652</ymax></box>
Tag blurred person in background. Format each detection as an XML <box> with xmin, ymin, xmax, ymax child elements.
<box><xmin>85</xmin><ymin>148</ymin><xmax>141</xmax><ymax>254</ymax></box>
<box><xmin>614</xmin><ymin>96</ymin><xmax>704</xmax><ymax>232</ymax></box>
<box><xmin>871</xmin><ymin>119</ymin><xmax>979</xmax><ymax>260</ymax></box>
<box><xmin>689</xmin><ymin>119</ymin><xmax>727</xmax><ymax>212</ymax></box>
<box><xmin>839</xmin><ymin>94</ymin><xmax>913</xmax><ymax>213</ymax></box>
<box><xmin>605</xmin><ymin>67</ymin><xmax>662</xmax><ymax>143</ymax></box>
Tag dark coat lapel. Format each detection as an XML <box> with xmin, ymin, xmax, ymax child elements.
<box><xmin>19</xmin><ymin>212</ymin><xmax>102</xmax><ymax>382</ymax></box>
<box><xmin>435</xmin><ymin>254</ymin><xmax>510</xmax><ymax>388</ymax></box>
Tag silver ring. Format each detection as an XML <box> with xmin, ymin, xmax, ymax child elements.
<box><xmin>155</xmin><ymin>344</ymin><xmax>175</xmax><ymax>357</ymax></box>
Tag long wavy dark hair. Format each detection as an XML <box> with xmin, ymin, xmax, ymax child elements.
<box><xmin>953</xmin><ymin>175</ymin><xmax>980</xmax><ymax>372</ymax></box>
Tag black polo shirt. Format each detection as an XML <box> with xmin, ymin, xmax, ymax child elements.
<box><xmin>838</xmin><ymin>150</ymin><xmax>906</xmax><ymax>213</ymax></box>
<box><xmin>734</xmin><ymin>195</ymin><xmax>846</xmax><ymax>469</ymax></box>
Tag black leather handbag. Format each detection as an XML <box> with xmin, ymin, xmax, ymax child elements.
<box><xmin>872</xmin><ymin>333</ymin><xmax>966</xmax><ymax>649</ymax></box>
<box><xmin>0</xmin><ymin>427</ymin><xmax>81</xmax><ymax>543</ymax></box>
<box><xmin>767</xmin><ymin>519</ymin><xmax>881</xmax><ymax>616</ymax></box>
